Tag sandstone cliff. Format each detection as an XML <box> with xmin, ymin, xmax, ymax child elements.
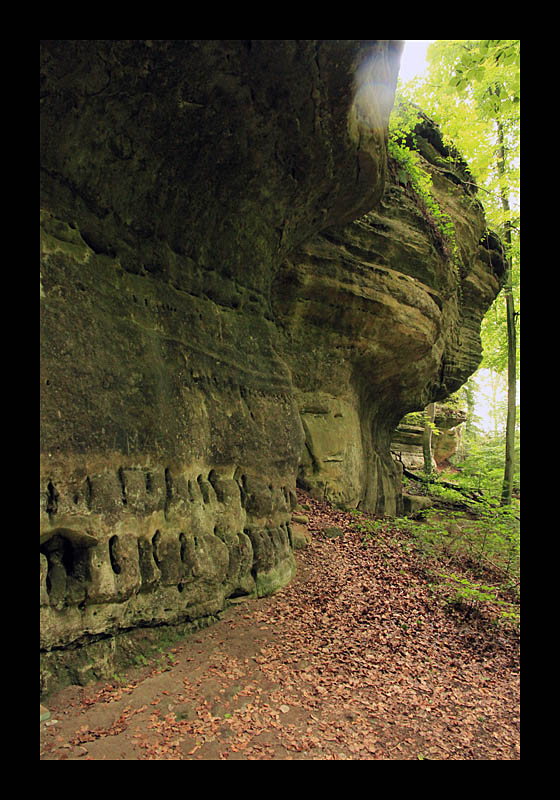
<box><xmin>391</xmin><ymin>404</ymin><xmax>468</xmax><ymax>471</ymax></box>
<box><xmin>274</xmin><ymin>110</ymin><xmax>504</xmax><ymax>511</ymax></box>
<box><xmin>40</xmin><ymin>40</ymin><xmax>504</xmax><ymax>693</ymax></box>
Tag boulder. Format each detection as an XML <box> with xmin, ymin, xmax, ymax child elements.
<box><xmin>290</xmin><ymin>523</ymin><xmax>312</xmax><ymax>550</ymax></box>
<box><xmin>402</xmin><ymin>495</ymin><xmax>433</xmax><ymax>515</ymax></box>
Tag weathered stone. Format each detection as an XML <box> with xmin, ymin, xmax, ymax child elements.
<box><xmin>402</xmin><ymin>495</ymin><xmax>433</xmax><ymax>515</ymax></box>
<box><xmin>244</xmin><ymin>525</ymin><xmax>296</xmax><ymax>596</ymax></box>
<box><xmin>40</xmin><ymin>40</ymin><xmax>504</xmax><ymax>695</ymax></box>
<box><xmin>434</xmin><ymin>427</ymin><xmax>462</xmax><ymax>465</ymax></box>
<box><xmin>433</xmin><ymin>406</ymin><xmax>467</xmax><ymax>464</ymax></box>
<box><xmin>324</xmin><ymin>526</ymin><xmax>345</xmax><ymax>539</ymax></box>
<box><xmin>289</xmin><ymin>522</ymin><xmax>311</xmax><ymax>550</ymax></box>
<box><xmin>241</xmin><ymin>476</ymin><xmax>274</xmax><ymax>518</ymax></box>
<box><xmin>281</xmin><ymin>114</ymin><xmax>504</xmax><ymax>509</ymax></box>
<box><xmin>217</xmin><ymin>530</ymin><xmax>256</xmax><ymax>598</ymax></box>
<box><xmin>391</xmin><ymin>402</ymin><xmax>468</xmax><ymax>469</ymax></box>
<box><xmin>392</xmin><ymin>423</ymin><xmax>432</xmax><ymax>471</ymax></box>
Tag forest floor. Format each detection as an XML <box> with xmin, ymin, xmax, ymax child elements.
<box><xmin>40</xmin><ymin>490</ymin><xmax>520</xmax><ymax>760</ymax></box>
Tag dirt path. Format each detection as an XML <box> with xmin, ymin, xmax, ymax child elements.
<box><xmin>40</xmin><ymin>492</ymin><xmax>520</xmax><ymax>760</ymax></box>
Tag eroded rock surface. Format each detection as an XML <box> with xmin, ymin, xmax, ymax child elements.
<box><xmin>276</xmin><ymin>112</ymin><xmax>504</xmax><ymax>510</ymax></box>
<box><xmin>40</xmin><ymin>40</ymin><xmax>504</xmax><ymax>694</ymax></box>
<box><xmin>391</xmin><ymin>404</ymin><xmax>468</xmax><ymax>471</ymax></box>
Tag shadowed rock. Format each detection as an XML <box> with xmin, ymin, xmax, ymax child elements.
<box><xmin>40</xmin><ymin>40</ymin><xmax>504</xmax><ymax>694</ymax></box>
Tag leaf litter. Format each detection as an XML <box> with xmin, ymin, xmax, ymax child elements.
<box><xmin>40</xmin><ymin>490</ymin><xmax>519</xmax><ymax>760</ymax></box>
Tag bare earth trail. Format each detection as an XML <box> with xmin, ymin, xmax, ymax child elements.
<box><xmin>40</xmin><ymin>492</ymin><xmax>520</xmax><ymax>760</ymax></box>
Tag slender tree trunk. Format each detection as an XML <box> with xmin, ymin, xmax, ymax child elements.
<box><xmin>501</xmin><ymin>290</ymin><xmax>516</xmax><ymax>504</ymax></box>
<box><xmin>423</xmin><ymin>402</ymin><xmax>436</xmax><ymax>475</ymax></box>
<box><xmin>496</xmin><ymin>120</ymin><xmax>516</xmax><ymax>506</ymax></box>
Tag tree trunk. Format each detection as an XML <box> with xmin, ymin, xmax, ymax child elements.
<box><xmin>501</xmin><ymin>288</ymin><xmax>516</xmax><ymax>504</ymax></box>
<box><xmin>496</xmin><ymin>119</ymin><xmax>516</xmax><ymax>506</ymax></box>
<box><xmin>423</xmin><ymin>402</ymin><xmax>436</xmax><ymax>475</ymax></box>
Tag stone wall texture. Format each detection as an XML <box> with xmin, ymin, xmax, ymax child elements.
<box><xmin>40</xmin><ymin>40</ymin><xmax>505</xmax><ymax>694</ymax></box>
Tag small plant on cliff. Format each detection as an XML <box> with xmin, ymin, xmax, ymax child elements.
<box><xmin>388</xmin><ymin>103</ymin><xmax>459</xmax><ymax>266</ymax></box>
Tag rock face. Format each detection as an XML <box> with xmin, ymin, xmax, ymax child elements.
<box><xmin>276</xmin><ymin>112</ymin><xmax>505</xmax><ymax>510</ymax></box>
<box><xmin>433</xmin><ymin>405</ymin><xmax>468</xmax><ymax>465</ymax></box>
<box><xmin>40</xmin><ymin>40</ymin><xmax>504</xmax><ymax>693</ymax></box>
<box><xmin>391</xmin><ymin>404</ymin><xmax>468</xmax><ymax>471</ymax></box>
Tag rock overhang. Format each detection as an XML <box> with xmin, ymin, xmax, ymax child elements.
<box><xmin>40</xmin><ymin>40</ymin><xmax>505</xmax><ymax>694</ymax></box>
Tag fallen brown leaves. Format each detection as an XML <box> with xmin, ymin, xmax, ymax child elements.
<box><xmin>78</xmin><ymin>682</ymin><xmax>138</xmax><ymax>709</ymax></box>
<box><xmin>69</xmin><ymin>704</ymin><xmax>146</xmax><ymax>745</ymax></box>
<box><xmin>40</xmin><ymin>490</ymin><xmax>519</xmax><ymax>760</ymax></box>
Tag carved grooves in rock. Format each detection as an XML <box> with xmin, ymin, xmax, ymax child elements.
<box><xmin>164</xmin><ymin>468</ymin><xmax>172</xmax><ymax>517</ymax></box>
<box><xmin>117</xmin><ymin>467</ymin><xmax>127</xmax><ymax>507</ymax></box>
<box><xmin>46</xmin><ymin>481</ymin><xmax>58</xmax><ymax>519</ymax></box>
<box><xmin>152</xmin><ymin>530</ymin><xmax>162</xmax><ymax>567</ymax></box>
<box><xmin>109</xmin><ymin>535</ymin><xmax>121</xmax><ymax>574</ymax></box>
<box><xmin>43</xmin><ymin>466</ymin><xmax>296</xmax><ymax>528</ymax></box>
<box><xmin>178</xmin><ymin>532</ymin><xmax>188</xmax><ymax>593</ymax></box>
<box><xmin>137</xmin><ymin>537</ymin><xmax>157</xmax><ymax>593</ymax></box>
<box><xmin>41</xmin><ymin>466</ymin><xmax>296</xmax><ymax>618</ymax></box>
<box><xmin>40</xmin><ymin>534</ymin><xmax>91</xmax><ymax>604</ymax></box>
<box><xmin>196</xmin><ymin>473</ymin><xmax>213</xmax><ymax>504</ymax></box>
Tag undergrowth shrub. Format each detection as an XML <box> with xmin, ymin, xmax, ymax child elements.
<box><xmin>352</xmin><ymin>494</ymin><xmax>519</xmax><ymax>628</ymax></box>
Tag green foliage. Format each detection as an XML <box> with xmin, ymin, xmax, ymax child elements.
<box><xmin>401</xmin><ymin>409</ymin><xmax>441</xmax><ymax>436</ymax></box>
<box><xmin>399</xmin><ymin>41</ymin><xmax>520</xmax><ymax>208</ymax></box>
<box><xmin>398</xmin><ymin>41</ymin><xmax>520</xmax><ymax>380</ymax></box>
<box><xmin>352</xmin><ymin>496</ymin><xmax>519</xmax><ymax>627</ymax></box>
<box><xmin>421</xmin><ymin>481</ymin><xmax>463</xmax><ymax>503</ymax></box>
<box><xmin>415</xmin><ymin>504</ymin><xmax>518</xmax><ymax>623</ymax></box>
<box><xmin>388</xmin><ymin>104</ymin><xmax>459</xmax><ymax>266</ymax></box>
<box><xmin>441</xmin><ymin>389</ymin><xmax>467</xmax><ymax>412</ymax></box>
<box><xmin>446</xmin><ymin>40</ymin><xmax>520</xmax><ymax>133</ymax></box>
<box><xmin>443</xmin><ymin>573</ymin><xmax>519</xmax><ymax>623</ymax></box>
<box><xmin>111</xmin><ymin>671</ymin><xmax>129</xmax><ymax>685</ymax></box>
<box><xmin>453</xmin><ymin>430</ymin><xmax>520</xmax><ymax>495</ymax></box>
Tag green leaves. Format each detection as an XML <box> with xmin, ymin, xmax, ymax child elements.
<box><xmin>444</xmin><ymin>40</ymin><xmax>520</xmax><ymax>111</ymax></box>
<box><xmin>444</xmin><ymin>573</ymin><xmax>520</xmax><ymax>623</ymax></box>
<box><xmin>387</xmin><ymin>106</ymin><xmax>459</xmax><ymax>266</ymax></box>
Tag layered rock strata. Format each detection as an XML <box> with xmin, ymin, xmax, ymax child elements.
<box><xmin>391</xmin><ymin>404</ymin><xmax>468</xmax><ymax>471</ymax></box>
<box><xmin>276</xmin><ymin>113</ymin><xmax>505</xmax><ymax>510</ymax></box>
<box><xmin>433</xmin><ymin>405</ymin><xmax>468</xmax><ymax>465</ymax></box>
<box><xmin>40</xmin><ymin>40</ymin><xmax>404</xmax><ymax>692</ymax></box>
<box><xmin>40</xmin><ymin>40</ymin><xmax>504</xmax><ymax>693</ymax></box>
